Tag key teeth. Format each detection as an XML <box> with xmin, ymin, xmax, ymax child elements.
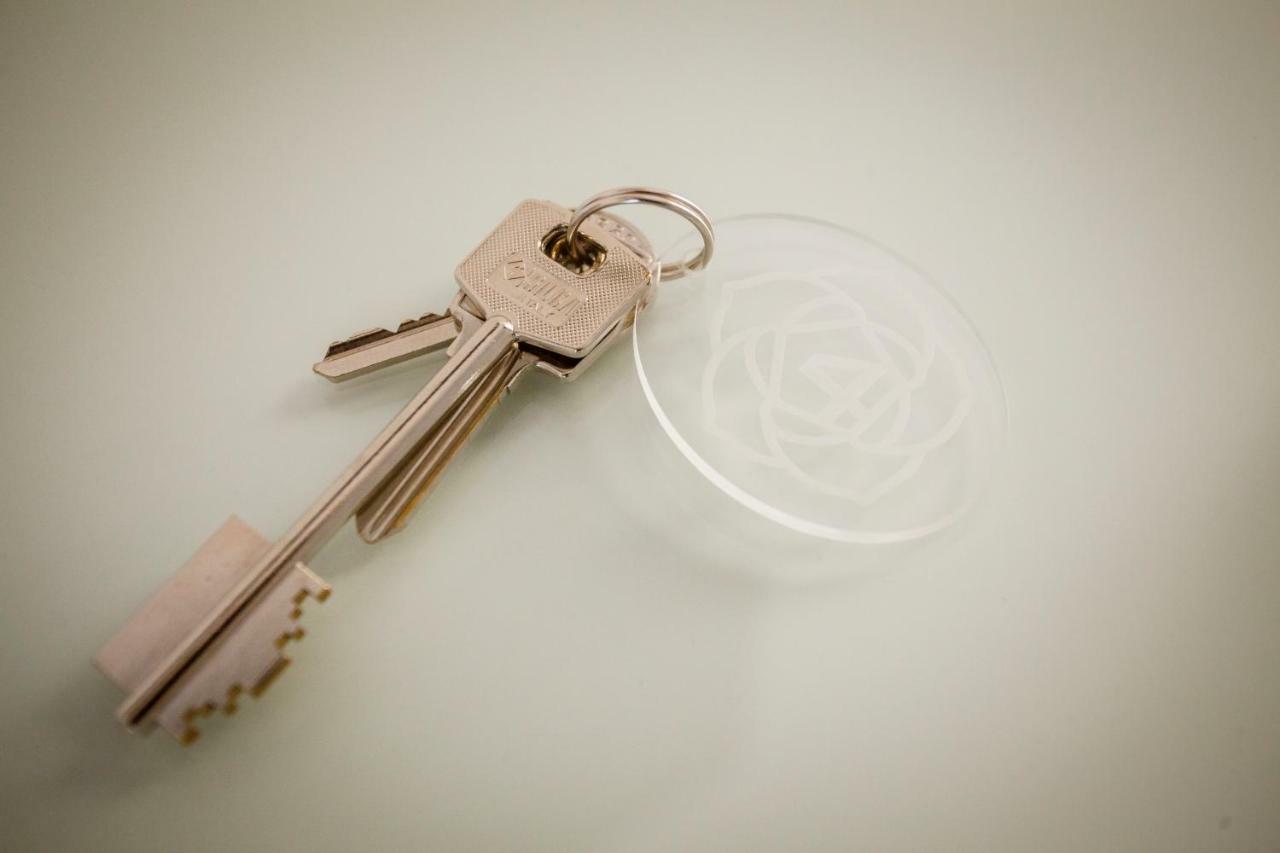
<box><xmin>321</xmin><ymin>313</ymin><xmax>450</xmax><ymax>359</ymax></box>
<box><xmin>172</xmin><ymin>574</ymin><xmax>330</xmax><ymax>746</ymax></box>
<box><xmin>178</xmin><ymin>680</ymin><xmax>249</xmax><ymax>744</ymax></box>
<box><xmin>324</xmin><ymin>327</ymin><xmax>393</xmax><ymax>358</ymax></box>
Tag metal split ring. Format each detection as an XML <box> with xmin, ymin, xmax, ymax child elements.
<box><xmin>565</xmin><ymin>187</ymin><xmax>715</xmax><ymax>282</ymax></box>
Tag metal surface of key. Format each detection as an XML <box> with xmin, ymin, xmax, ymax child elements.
<box><xmin>356</xmin><ymin>346</ymin><xmax>536</xmax><ymax>541</ymax></box>
<box><xmin>97</xmin><ymin>198</ymin><xmax>658</xmax><ymax>742</ymax></box>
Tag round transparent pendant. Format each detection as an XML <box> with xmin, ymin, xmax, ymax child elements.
<box><xmin>634</xmin><ymin>215</ymin><xmax>1007</xmax><ymax>544</ymax></box>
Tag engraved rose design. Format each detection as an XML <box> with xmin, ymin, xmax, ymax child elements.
<box><xmin>700</xmin><ymin>270</ymin><xmax>973</xmax><ymax>506</ymax></box>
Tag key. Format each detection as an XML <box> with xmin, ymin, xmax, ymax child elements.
<box><xmin>319</xmin><ymin>212</ymin><xmax>658</xmax><ymax>542</ymax></box>
<box><xmin>311</xmin><ymin>209</ymin><xmax>657</xmax><ymax>382</ymax></box>
<box><xmin>95</xmin><ymin>197</ymin><xmax>660</xmax><ymax>742</ymax></box>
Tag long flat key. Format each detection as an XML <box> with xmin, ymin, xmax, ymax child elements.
<box><xmin>96</xmin><ymin>197</ymin><xmax>658</xmax><ymax>742</ymax></box>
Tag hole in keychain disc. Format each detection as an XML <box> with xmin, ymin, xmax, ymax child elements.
<box><xmin>542</xmin><ymin>225</ymin><xmax>607</xmax><ymax>276</ymax></box>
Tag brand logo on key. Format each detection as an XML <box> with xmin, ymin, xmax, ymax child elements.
<box><xmin>489</xmin><ymin>254</ymin><xmax>585</xmax><ymax>327</ymax></box>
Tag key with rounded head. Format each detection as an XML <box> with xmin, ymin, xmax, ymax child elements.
<box><xmin>96</xmin><ymin>198</ymin><xmax>658</xmax><ymax>742</ymax></box>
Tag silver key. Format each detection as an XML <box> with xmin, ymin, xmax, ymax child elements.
<box><xmin>318</xmin><ymin>213</ymin><xmax>658</xmax><ymax>542</ymax></box>
<box><xmin>95</xmin><ymin>196</ymin><xmax>667</xmax><ymax>742</ymax></box>
<box><xmin>312</xmin><ymin>208</ymin><xmax>659</xmax><ymax>382</ymax></box>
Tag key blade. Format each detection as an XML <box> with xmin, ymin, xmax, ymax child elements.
<box><xmin>314</xmin><ymin>312</ymin><xmax>459</xmax><ymax>382</ymax></box>
<box><xmin>352</xmin><ymin>311</ymin><xmax>641</xmax><ymax>544</ymax></box>
<box><xmin>355</xmin><ymin>346</ymin><xmax>531</xmax><ymax>542</ymax></box>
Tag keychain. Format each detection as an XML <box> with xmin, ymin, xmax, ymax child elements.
<box><xmin>95</xmin><ymin>188</ymin><xmax>714</xmax><ymax>743</ymax></box>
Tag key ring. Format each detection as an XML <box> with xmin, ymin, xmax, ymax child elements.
<box><xmin>565</xmin><ymin>187</ymin><xmax>715</xmax><ymax>282</ymax></box>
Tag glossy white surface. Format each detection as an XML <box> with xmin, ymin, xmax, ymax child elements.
<box><xmin>2</xmin><ymin>2</ymin><xmax>1278</xmax><ymax>850</ymax></box>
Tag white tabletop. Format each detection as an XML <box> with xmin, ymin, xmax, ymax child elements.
<box><xmin>2</xmin><ymin>2</ymin><xmax>1278</xmax><ymax>850</ymax></box>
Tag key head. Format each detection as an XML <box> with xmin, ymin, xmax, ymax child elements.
<box><xmin>455</xmin><ymin>199</ymin><xmax>653</xmax><ymax>358</ymax></box>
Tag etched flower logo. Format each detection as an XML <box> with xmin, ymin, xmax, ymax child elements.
<box><xmin>700</xmin><ymin>269</ymin><xmax>973</xmax><ymax>506</ymax></box>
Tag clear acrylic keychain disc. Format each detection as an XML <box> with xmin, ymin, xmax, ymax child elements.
<box><xmin>634</xmin><ymin>215</ymin><xmax>1007</xmax><ymax>543</ymax></box>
